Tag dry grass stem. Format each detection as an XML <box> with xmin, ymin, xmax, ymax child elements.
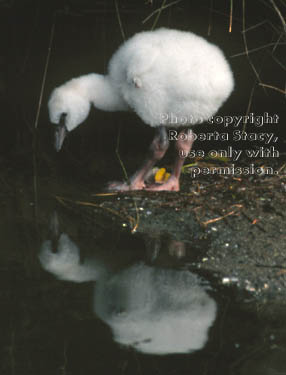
<box><xmin>202</xmin><ymin>204</ymin><xmax>243</xmax><ymax>226</ymax></box>
<box><xmin>55</xmin><ymin>195</ymin><xmax>136</xmax><ymax>227</ymax></box>
<box><xmin>272</xmin><ymin>31</ymin><xmax>284</xmax><ymax>52</ymax></box>
<box><xmin>114</xmin><ymin>0</ymin><xmax>126</xmax><ymax>40</ymax></box>
<box><xmin>231</xmin><ymin>42</ymin><xmax>286</xmax><ymax>57</ymax></box>
<box><xmin>33</xmin><ymin>12</ymin><xmax>56</xmax><ymax>223</ymax></box>
<box><xmin>269</xmin><ymin>0</ymin><xmax>286</xmax><ymax>33</ymax></box>
<box><xmin>92</xmin><ymin>192</ymin><xmax>119</xmax><ymax>196</ymax></box>
<box><xmin>142</xmin><ymin>0</ymin><xmax>182</xmax><ymax>24</ymax></box>
<box><xmin>259</xmin><ymin>83</ymin><xmax>286</xmax><ymax>94</ymax></box>
<box><xmin>229</xmin><ymin>0</ymin><xmax>233</xmax><ymax>32</ymax></box>
<box><xmin>151</xmin><ymin>0</ymin><xmax>167</xmax><ymax>30</ymax></box>
<box><xmin>115</xmin><ymin>127</ymin><xmax>129</xmax><ymax>183</ymax></box>
<box><xmin>208</xmin><ymin>0</ymin><xmax>213</xmax><ymax>35</ymax></box>
<box><xmin>268</xmin><ymin>51</ymin><xmax>286</xmax><ymax>70</ymax></box>
<box><xmin>242</xmin><ymin>0</ymin><xmax>264</xmax><ymax>86</ymax></box>
<box><xmin>34</xmin><ymin>14</ymin><xmax>56</xmax><ymax>129</ymax></box>
<box><xmin>242</xmin><ymin>84</ymin><xmax>256</xmax><ymax>132</ymax></box>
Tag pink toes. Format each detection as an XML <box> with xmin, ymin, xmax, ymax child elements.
<box><xmin>106</xmin><ymin>180</ymin><xmax>146</xmax><ymax>192</ymax></box>
<box><xmin>106</xmin><ymin>176</ymin><xmax>180</xmax><ymax>192</ymax></box>
<box><xmin>145</xmin><ymin>176</ymin><xmax>180</xmax><ymax>192</ymax></box>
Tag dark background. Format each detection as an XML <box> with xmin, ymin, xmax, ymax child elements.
<box><xmin>0</xmin><ymin>0</ymin><xmax>285</xmax><ymax>183</ymax></box>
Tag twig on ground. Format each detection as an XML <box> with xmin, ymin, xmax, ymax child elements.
<box><xmin>202</xmin><ymin>204</ymin><xmax>243</xmax><ymax>226</ymax></box>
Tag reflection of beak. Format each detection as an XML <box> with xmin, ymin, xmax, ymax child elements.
<box><xmin>54</xmin><ymin>114</ymin><xmax>68</xmax><ymax>152</ymax></box>
<box><xmin>50</xmin><ymin>211</ymin><xmax>60</xmax><ymax>253</ymax></box>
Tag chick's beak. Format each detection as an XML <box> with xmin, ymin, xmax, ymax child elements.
<box><xmin>54</xmin><ymin>114</ymin><xmax>68</xmax><ymax>152</ymax></box>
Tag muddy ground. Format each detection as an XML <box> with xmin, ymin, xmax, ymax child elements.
<box><xmin>84</xmin><ymin>157</ymin><xmax>286</xmax><ymax>302</ymax></box>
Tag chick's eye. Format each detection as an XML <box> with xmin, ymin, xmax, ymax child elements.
<box><xmin>132</xmin><ymin>77</ymin><xmax>142</xmax><ymax>88</ymax></box>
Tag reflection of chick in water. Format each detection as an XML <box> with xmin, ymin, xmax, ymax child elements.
<box><xmin>95</xmin><ymin>263</ymin><xmax>217</xmax><ymax>354</ymax></box>
<box><xmin>39</xmin><ymin>232</ymin><xmax>217</xmax><ymax>355</ymax></box>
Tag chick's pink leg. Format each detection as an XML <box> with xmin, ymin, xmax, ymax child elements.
<box><xmin>107</xmin><ymin>126</ymin><xmax>169</xmax><ymax>191</ymax></box>
<box><xmin>145</xmin><ymin>129</ymin><xmax>195</xmax><ymax>192</ymax></box>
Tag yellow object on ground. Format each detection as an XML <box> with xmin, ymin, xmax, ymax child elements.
<box><xmin>155</xmin><ymin>168</ymin><xmax>170</xmax><ymax>183</ymax></box>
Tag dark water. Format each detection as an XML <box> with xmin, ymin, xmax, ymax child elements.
<box><xmin>1</xmin><ymin>187</ymin><xmax>286</xmax><ymax>375</ymax></box>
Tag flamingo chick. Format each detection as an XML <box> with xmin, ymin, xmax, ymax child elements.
<box><xmin>48</xmin><ymin>28</ymin><xmax>234</xmax><ymax>191</ymax></box>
